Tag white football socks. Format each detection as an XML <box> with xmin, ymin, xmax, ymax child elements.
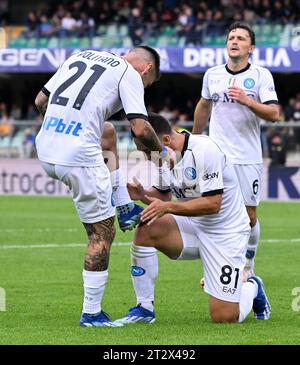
<box><xmin>245</xmin><ymin>220</ymin><xmax>260</xmax><ymax>274</ymax></box>
<box><xmin>82</xmin><ymin>269</ymin><xmax>108</xmax><ymax>314</ymax></box>
<box><xmin>110</xmin><ymin>169</ymin><xmax>132</xmax><ymax>207</ymax></box>
<box><xmin>131</xmin><ymin>244</ymin><xmax>158</xmax><ymax>312</ymax></box>
<box><xmin>238</xmin><ymin>280</ymin><xmax>258</xmax><ymax>322</ymax></box>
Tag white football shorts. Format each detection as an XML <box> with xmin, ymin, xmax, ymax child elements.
<box><xmin>41</xmin><ymin>162</ymin><xmax>115</xmax><ymax>223</ymax></box>
<box><xmin>173</xmin><ymin>215</ymin><xmax>250</xmax><ymax>303</ymax></box>
<box><xmin>233</xmin><ymin>163</ymin><xmax>263</xmax><ymax>206</ymax></box>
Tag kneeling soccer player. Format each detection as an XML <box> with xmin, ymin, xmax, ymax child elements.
<box><xmin>115</xmin><ymin>113</ymin><xmax>271</xmax><ymax>324</ymax></box>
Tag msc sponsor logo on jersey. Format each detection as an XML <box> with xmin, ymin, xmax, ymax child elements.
<box><xmin>184</xmin><ymin>167</ymin><xmax>197</xmax><ymax>180</ymax></box>
<box><xmin>221</xmin><ymin>92</ymin><xmax>255</xmax><ymax>104</ymax></box>
<box><xmin>171</xmin><ymin>185</ymin><xmax>198</xmax><ymax>199</ymax></box>
<box><xmin>202</xmin><ymin>172</ymin><xmax>219</xmax><ymax>181</ymax></box>
<box><xmin>243</xmin><ymin>78</ymin><xmax>255</xmax><ymax>89</ymax></box>
<box><xmin>131</xmin><ymin>266</ymin><xmax>145</xmax><ymax>277</ymax></box>
<box><xmin>43</xmin><ymin>116</ymin><xmax>83</xmax><ymax>136</ymax></box>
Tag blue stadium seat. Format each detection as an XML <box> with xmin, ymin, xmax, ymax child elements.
<box><xmin>122</xmin><ymin>36</ymin><xmax>132</xmax><ymax>47</ymax></box>
<box><xmin>119</xmin><ymin>25</ymin><xmax>128</xmax><ymax>37</ymax></box>
<box><xmin>91</xmin><ymin>36</ymin><xmax>103</xmax><ymax>48</ymax></box>
<box><xmin>48</xmin><ymin>37</ymin><xmax>59</xmax><ymax>48</ymax></box>
<box><xmin>261</xmin><ymin>24</ymin><xmax>272</xmax><ymax>36</ymax></box>
<box><xmin>80</xmin><ymin>37</ymin><xmax>91</xmax><ymax>48</ymax></box>
<box><xmin>38</xmin><ymin>38</ymin><xmax>49</xmax><ymax>48</ymax></box>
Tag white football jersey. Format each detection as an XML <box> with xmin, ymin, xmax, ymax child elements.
<box><xmin>155</xmin><ymin>134</ymin><xmax>250</xmax><ymax>234</ymax></box>
<box><xmin>36</xmin><ymin>50</ymin><xmax>147</xmax><ymax>166</ymax></box>
<box><xmin>202</xmin><ymin>63</ymin><xmax>278</xmax><ymax>164</ymax></box>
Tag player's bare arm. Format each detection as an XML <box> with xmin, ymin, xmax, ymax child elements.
<box><xmin>130</xmin><ymin>118</ymin><xmax>164</xmax><ymax>158</ymax></box>
<box><xmin>127</xmin><ymin>178</ymin><xmax>172</xmax><ymax>204</ymax></box>
<box><xmin>141</xmin><ymin>194</ymin><xmax>222</xmax><ymax>225</ymax></box>
<box><xmin>193</xmin><ymin>97</ymin><xmax>212</xmax><ymax>134</ymax></box>
<box><xmin>228</xmin><ymin>85</ymin><xmax>279</xmax><ymax>121</ymax></box>
<box><xmin>35</xmin><ymin>90</ymin><xmax>49</xmax><ymax>117</ymax></box>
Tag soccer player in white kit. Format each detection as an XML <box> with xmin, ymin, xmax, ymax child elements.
<box><xmin>34</xmin><ymin>46</ymin><xmax>166</xmax><ymax>327</ymax></box>
<box><xmin>193</xmin><ymin>22</ymin><xmax>279</xmax><ymax>275</ymax></box>
<box><xmin>115</xmin><ymin>113</ymin><xmax>271</xmax><ymax>324</ymax></box>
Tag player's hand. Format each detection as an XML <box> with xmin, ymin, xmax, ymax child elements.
<box><xmin>127</xmin><ymin>177</ymin><xmax>145</xmax><ymax>201</ymax></box>
<box><xmin>228</xmin><ymin>85</ymin><xmax>253</xmax><ymax>107</ymax></box>
<box><xmin>140</xmin><ymin>196</ymin><xmax>170</xmax><ymax>225</ymax></box>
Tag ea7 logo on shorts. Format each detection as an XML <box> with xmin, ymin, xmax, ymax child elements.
<box><xmin>43</xmin><ymin>116</ymin><xmax>83</xmax><ymax>136</ymax></box>
<box><xmin>131</xmin><ymin>266</ymin><xmax>145</xmax><ymax>277</ymax></box>
<box><xmin>202</xmin><ymin>172</ymin><xmax>219</xmax><ymax>181</ymax></box>
<box><xmin>222</xmin><ymin>286</ymin><xmax>236</xmax><ymax>294</ymax></box>
<box><xmin>244</xmin><ymin>78</ymin><xmax>255</xmax><ymax>89</ymax></box>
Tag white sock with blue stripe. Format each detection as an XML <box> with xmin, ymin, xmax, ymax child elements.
<box><xmin>131</xmin><ymin>243</ymin><xmax>158</xmax><ymax>312</ymax></box>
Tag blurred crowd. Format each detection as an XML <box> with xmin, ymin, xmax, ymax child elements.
<box><xmin>1</xmin><ymin>93</ymin><xmax>300</xmax><ymax>163</ymax></box>
<box><xmin>0</xmin><ymin>102</ymin><xmax>42</xmax><ymax>158</ymax></box>
<box><xmin>1</xmin><ymin>0</ymin><xmax>300</xmax><ymax>163</ymax></box>
<box><xmin>3</xmin><ymin>0</ymin><xmax>299</xmax><ymax>46</ymax></box>
<box><xmin>0</xmin><ymin>0</ymin><xmax>9</xmax><ymax>26</ymax></box>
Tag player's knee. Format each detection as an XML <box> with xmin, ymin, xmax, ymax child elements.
<box><xmin>134</xmin><ymin>223</ymin><xmax>157</xmax><ymax>247</ymax></box>
<box><xmin>84</xmin><ymin>217</ymin><xmax>116</xmax><ymax>245</ymax></box>
<box><xmin>210</xmin><ymin>310</ymin><xmax>238</xmax><ymax>324</ymax></box>
<box><xmin>210</xmin><ymin>300</ymin><xmax>239</xmax><ymax>323</ymax></box>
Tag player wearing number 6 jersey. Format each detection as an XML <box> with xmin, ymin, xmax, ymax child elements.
<box><xmin>193</xmin><ymin>22</ymin><xmax>279</xmax><ymax>276</ymax></box>
<box><xmin>35</xmin><ymin>46</ymin><xmax>164</xmax><ymax>327</ymax></box>
<box><xmin>115</xmin><ymin>113</ymin><xmax>271</xmax><ymax>325</ymax></box>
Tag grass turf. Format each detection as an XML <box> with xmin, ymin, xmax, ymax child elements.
<box><xmin>0</xmin><ymin>196</ymin><xmax>300</xmax><ymax>345</ymax></box>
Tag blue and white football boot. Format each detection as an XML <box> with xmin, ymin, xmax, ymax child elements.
<box><xmin>80</xmin><ymin>310</ymin><xmax>123</xmax><ymax>327</ymax></box>
<box><xmin>114</xmin><ymin>304</ymin><xmax>155</xmax><ymax>325</ymax></box>
<box><xmin>248</xmin><ymin>275</ymin><xmax>271</xmax><ymax>320</ymax></box>
<box><xmin>117</xmin><ymin>202</ymin><xmax>144</xmax><ymax>232</ymax></box>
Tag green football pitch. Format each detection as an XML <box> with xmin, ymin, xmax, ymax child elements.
<box><xmin>0</xmin><ymin>196</ymin><xmax>300</xmax><ymax>345</ymax></box>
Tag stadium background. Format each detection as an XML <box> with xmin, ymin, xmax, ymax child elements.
<box><xmin>0</xmin><ymin>0</ymin><xmax>300</xmax><ymax>346</ymax></box>
<box><xmin>1</xmin><ymin>0</ymin><xmax>300</xmax><ymax>199</ymax></box>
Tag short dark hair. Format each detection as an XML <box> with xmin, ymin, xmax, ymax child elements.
<box><xmin>147</xmin><ymin>112</ymin><xmax>172</xmax><ymax>135</ymax></box>
<box><xmin>227</xmin><ymin>22</ymin><xmax>255</xmax><ymax>45</ymax></box>
<box><xmin>136</xmin><ymin>45</ymin><xmax>161</xmax><ymax>81</ymax></box>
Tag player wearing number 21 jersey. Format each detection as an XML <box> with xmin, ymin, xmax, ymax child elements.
<box><xmin>37</xmin><ymin>50</ymin><xmax>151</xmax><ymax>166</ymax></box>
<box><xmin>35</xmin><ymin>46</ymin><xmax>162</xmax><ymax>327</ymax></box>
